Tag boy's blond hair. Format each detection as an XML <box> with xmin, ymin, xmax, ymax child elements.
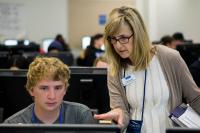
<box><xmin>26</xmin><ymin>57</ymin><xmax>70</xmax><ymax>91</ymax></box>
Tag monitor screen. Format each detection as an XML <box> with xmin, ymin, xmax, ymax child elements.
<box><xmin>166</xmin><ymin>128</ymin><xmax>200</xmax><ymax>133</ymax></box>
<box><xmin>4</xmin><ymin>39</ymin><xmax>30</xmax><ymax>46</ymax></box>
<box><xmin>4</xmin><ymin>39</ymin><xmax>18</xmax><ymax>46</ymax></box>
<box><xmin>24</xmin><ymin>40</ymin><xmax>30</xmax><ymax>45</ymax></box>
<box><xmin>0</xmin><ymin>67</ymin><xmax>110</xmax><ymax>120</ymax></box>
<box><xmin>0</xmin><ymin>124</ymin><xmax>120</xmax><ymax>133</ymax></box>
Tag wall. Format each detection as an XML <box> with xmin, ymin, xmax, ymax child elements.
<box><xmin>0</xmin><ymin>0</ymin><xmax>68</xmax><ymax>44</ymax></box>
<box><xmin>138</xmin><ymin>0</ymin><xmax>200</xmax><ymax>43</ymax></box>
<box><xmin>0</xmin><ymin>0</ymin><xmax>200</xmax><ymax>48</ymax></box>
<box><xmin>68</xmin><ymin>0</ymin><xmax>135</xmax><ymax>49</ymax></box>
<box><xmin>156</xmin><ymin>0</ymin><xmax>200</xmax><ymax>43</ymax></box>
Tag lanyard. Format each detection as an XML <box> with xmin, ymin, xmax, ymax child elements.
<box><xmin>31</xmin><ymin>104</ymin><xmax>63</xmax><ymax>124</ymax></box>
<box><xmin>123</xmin><ymin>69</ymin><xmax>147</xmax><ymax>121</ymax></box>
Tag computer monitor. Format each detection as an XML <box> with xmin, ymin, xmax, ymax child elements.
<box><xmin>176</xmin><ymin>43</ymin><xmax>200</xmax><ymax>66</ymax></box>
<box><xmin>4</xmin><ymin>39</ymin><xmax>30</xmax><ymax>46</ymax></box>
<box><xmin>166</xmin><ymin>128</ymin><xmax>200</xmax><ymax>133</ymax></box>
<box><xmin>65</xmin><ymin>67</ymin><xmax>110</xmax><ymax>114</ymax></box>
<box><xmin>0</xmin><ymin>124</ymin><xmax>120</xmax><ymax>133</ymax></box>
<box><xmin>4</xmin><ymin>39</ymin><xmax>18</xmax><ymax>46</ymax></box>
<box><xmin>9</xmin><ymin>44</ymin><xmax>40</xmax><ymax>55</ymax></box>
<box><xmin>0</xmin><ymin>67</ymin><xmax>110</xmax><ymax>120</ymax></box>
<box><xmin>23</xmin><ymin>40</ymin><xmax>30</xmax><ymax>45</ymax></box>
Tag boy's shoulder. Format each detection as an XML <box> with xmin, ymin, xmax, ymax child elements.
<box><xmin>62</xmin><ymin>101</ymin><xmax>90</xmax><ymax>111</ymax></box>
<box><xmin>3</xmin><ymin>104</ymin><xmax>34</xmax><ymax>124</ymax></box>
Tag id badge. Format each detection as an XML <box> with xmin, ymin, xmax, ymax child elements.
<box><xmin>121</xmin><ymin>74</ymin><xmax>135</xmax><ymax>86</ymax></box>
<box><xmin>126</xmin><ymin>120</ymin><xmax>143</xmax><ymax>133</ymax></box>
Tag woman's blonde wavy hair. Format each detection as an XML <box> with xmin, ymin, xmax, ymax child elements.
<box><xmin>104</xmin><ymin>6</ymin><xmax>152</xmax><ymax>76</ymax></box>
<box><xmin>26</xmin><ymin>57</ymin><xmax>70</xmax><ymax>91</ymax></box>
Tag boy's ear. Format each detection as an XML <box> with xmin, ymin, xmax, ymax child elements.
<box><xmin>28</xmin><ymin>87</ymin><xmax>34</xmax><ymax>96</ymax></box>
<box><xmin>64</xmin><ymin>87</ymin><xmax>67</xmax><ymax>94</ymax></box>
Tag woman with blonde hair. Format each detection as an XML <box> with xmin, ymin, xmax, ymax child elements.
<box><xmin>94</xmin><ymin>6</ymin><xmax>200</xmax><ymax>133</ymax></box>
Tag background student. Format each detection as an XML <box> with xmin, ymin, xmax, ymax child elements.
<box><xmin>77</xmin><ymin>33</ymin><xmax>105</xmax><ymax>66</ymax></box>
<box><xmin>93</xmin><ymin>54</ymin><xmax>108</xmax><ymax>68</ymax></box>
<box><xmin>48</xmin><ymin>34</ymin><xmax>71</xmax><ymax>53</ymax></box>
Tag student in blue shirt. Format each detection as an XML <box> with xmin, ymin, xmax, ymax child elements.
<box><xmin>4</xmin><ymin>57</ymin><xmax>95</xmax><ymax>124</ymax></box>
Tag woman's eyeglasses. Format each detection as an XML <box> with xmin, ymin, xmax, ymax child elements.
<box><xmin>107</xmin><ymin>33</ymin><xmax>134</xmax><ymax>45</ymax></box>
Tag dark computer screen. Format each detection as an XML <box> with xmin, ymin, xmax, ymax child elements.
<box><xmin>0</xmin><ymin>67</ymin><xmax>110</xmax><ymax>120</ymax></box>
<box><xmin>176</xmin><ymin>43</ymin><xmax>200</xmax><ymax>66</ymax></box>
<box><xmin>10</xmin><ymin>44</ymin><xmax>40</xmax><ymax>54</ymax></box>
<box><xmin>0</xmin><ymin>124</ymin><xmax>120</xmax><ymax>133</ymax></box>
<box><xmin>166</xmin><ymin>128</ymin><xmax>200</xmax><ymax>133</ymax></box>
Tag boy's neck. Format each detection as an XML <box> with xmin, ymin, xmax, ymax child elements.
<box><xmin>34</xmin><ymin>105</ymin><xmax>61</xmax><ymax>124</ymax></box>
